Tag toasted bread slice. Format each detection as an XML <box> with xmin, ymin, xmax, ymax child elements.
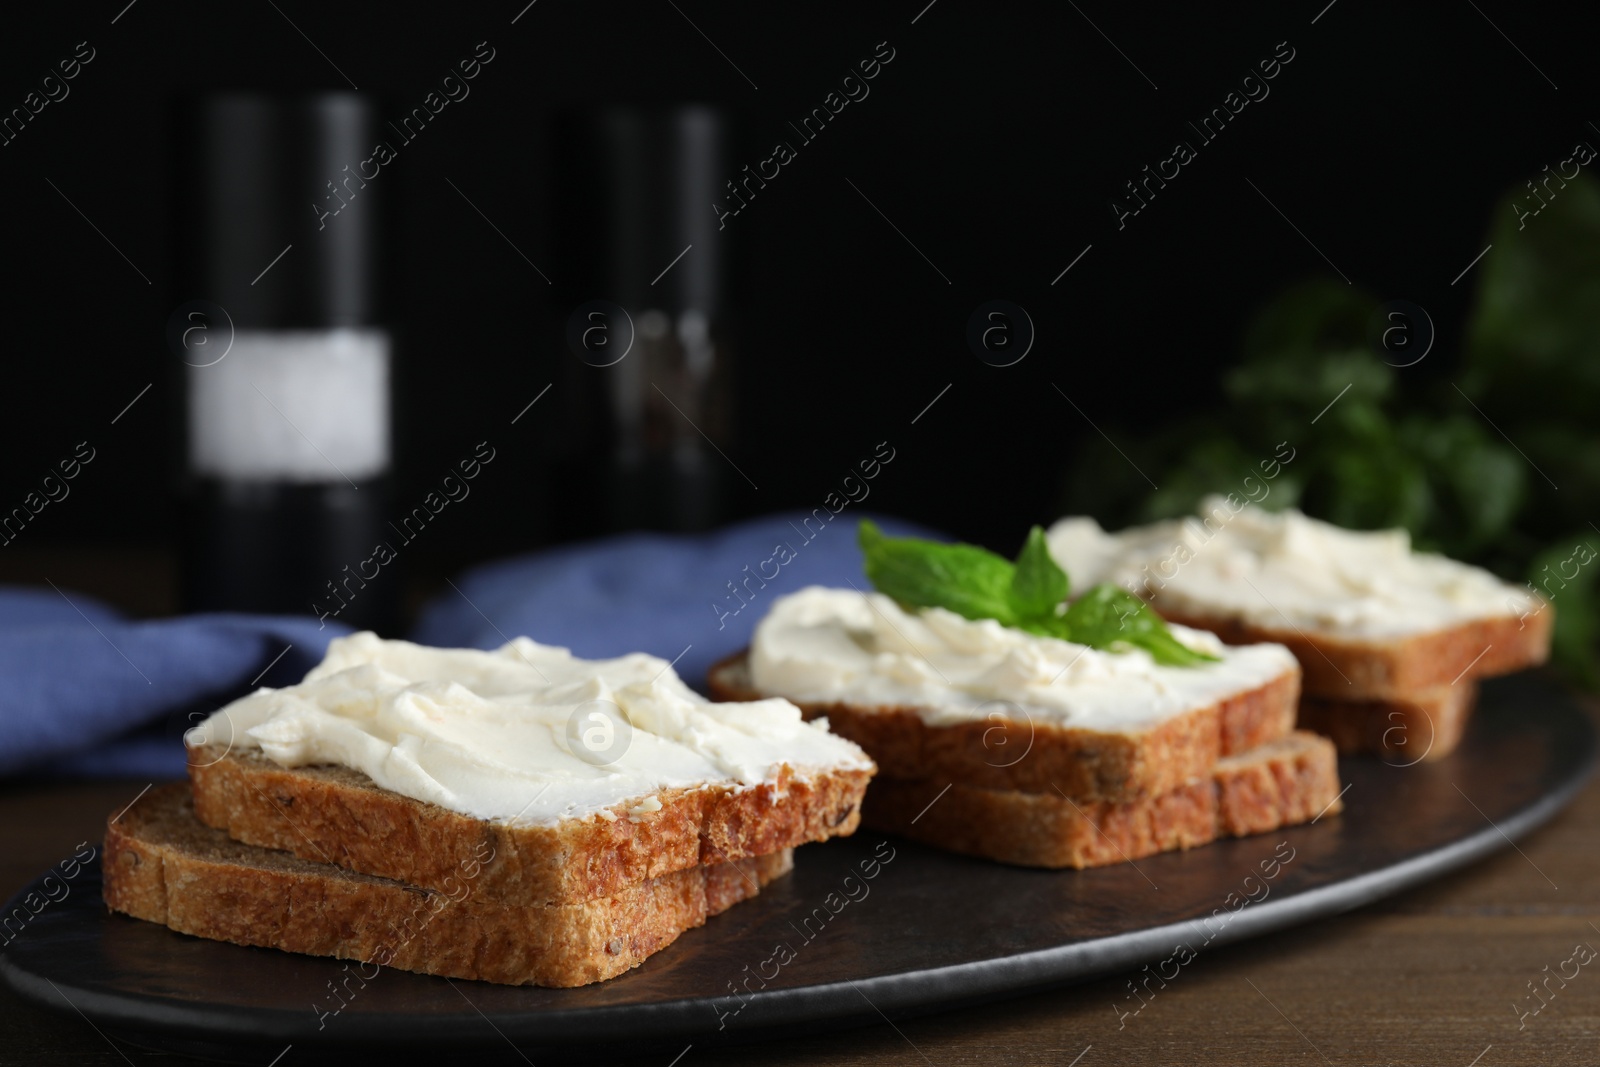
<box><xmin>860</xmin><ymin>731</ymin><xmax>1341</xmax><ymax>869</ymax></box>
<box><xmin>188</xmin><ymin>744</ymin><xmax>866</xmax><ymax>908</ymax></box>
<box><xmin>1295</xmin><ymin>683</ymin><xmax>1476</xmax><ymax>762</ymax></box>
<box><xmin>707</xmin><ymin>651</ymin><xmax>1299</xmax><ymax>802</ymax></box>
<box><xmin>1158</xmin><ymin>610</ymin><xmax>1549</xmax><ymax>701</ymax></box>
<box><xmin>104</xmin><ymin>785</ymin><xmax>792</xmax><ymax>987</ymax></box>
<box><xmin>1045</xmin><ymin>508</ymin><xmax>1552</xmax><ymax>701</ymax></box>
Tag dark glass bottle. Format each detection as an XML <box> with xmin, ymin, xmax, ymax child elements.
<box><xmin>173</xmin><ymin>93</ymin><xmax>398</xmax><ymax>632</ymax></box>
<box><xmin>552</xmin><ymin>105</ymin><xmax>736</xmax><ymax>537</ymax></box>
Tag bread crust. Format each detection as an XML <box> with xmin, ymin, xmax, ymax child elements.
<box><xmin>1157</xmin><ymin>604</ymin><xmax>1551</xmax><ymax>700</ymax></box>
<box><xmin>103</xmin><ymin>785</ymin><xmax>792</xmax><ymax>987</ymax></box>
<box><xmin>707</xmin><ymin>651</ymin><xmax>1299</xmax><ymax>802</ymax></box>
<box><xmin>188</xmin><ymin>745</ymin><xmax>868</xmax><ymax>907</ymax></box>
<box><xmin>861</xmin><ymin>731</ymin><xmax>1342</xmax><ymax>869</ymax></box>
<box><xmin>1296</xmin><ymin>683</ymin><xmax>1477</xmax><ymax>762</ymax></box>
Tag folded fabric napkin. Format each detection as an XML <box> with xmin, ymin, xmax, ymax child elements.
<box><xmin>1</xmin><ymin>512</ymin><xmax>931</xmax><ymax>780</ymax></box>
<box><xmin>0</xmin><ymin>591</ymin><xmax>348</xmax><ymax>779</ymax></box>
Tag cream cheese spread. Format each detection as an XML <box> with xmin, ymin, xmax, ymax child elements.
<box><xmin>747</xmin><ymin>586</ymin><xmax>1296</xmax><ymax>732</ymax></box>
<box><xmin>189</xmin><ymin>632</ymin><xmax>872</xmax><ymax>826</ymax></box>
<box><xmin>1047</xmin><ymin>496</ymin><xmax>1538</xmax><ymax>639</ymax></box>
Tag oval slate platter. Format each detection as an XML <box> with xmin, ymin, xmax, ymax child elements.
<box><xmin>2</xmin><ymin>673</ymin><xmax>1594</xmax><ymax>1061</ymax></box>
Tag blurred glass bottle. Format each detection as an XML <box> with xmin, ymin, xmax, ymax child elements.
<box><xmin>553</xmin><ymin>105</ymin><xmax>735</xmax><ymax>536</ymax></box>
<box><xmin>172</xmin><ymin>93</ymin><xmax>398</xmax><ymax>631</ymax></box>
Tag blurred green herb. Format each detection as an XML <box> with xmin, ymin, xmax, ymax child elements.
<box><xmin>857</xmin><ymin>520</ymin><xmax>1217</xmax><ymax>666</ymax></box>
<box><xmin>1526</xmin><ymin>535</ymin><xmax>1600</xmax><ymax>689</ymax></box>
<box><xmin>1060</xmin><ymin>170</ymin><xmax>1600</xmax><ymax>688</ymax></box>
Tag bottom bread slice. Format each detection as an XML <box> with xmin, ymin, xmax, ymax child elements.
<box><xmin>1296</xmin><ymin>683</ymin><xmax>1475</xmax><ymax>762</ymax></box>
<box><xmin>862</xmin><ymin>731</ymin><xmax>1341</xmax><ymax>869</ymax></box>
<box><xmin>103</xmin><ymin>785</ymin><xmax>792</xmax><ymax>988</ymax></box>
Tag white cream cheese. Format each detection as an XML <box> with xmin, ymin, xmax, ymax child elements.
<box><xmin>190</xmin><ymin>632</ymin><xmax>872</xmax><ymax>826</ymax></box>
<box><xmin>1047</xmin><ymin>496</ymin><xmax>1538</xmax><ymax>639</ymax></box>
<box><xmin>747</xmin><ymin>586</ymin><xmax>1296</xmax><ymax>733</ymax></box>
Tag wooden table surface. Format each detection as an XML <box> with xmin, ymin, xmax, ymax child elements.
<box><xmin>2</xmin><ymin>765</ymin><xmax>1598</xmax><ymax>1067</ymax></box>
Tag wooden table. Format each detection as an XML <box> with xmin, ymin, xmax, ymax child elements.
<box><xmin>3</xmin><ymin>769</ymin><xmax>1598</xmax><ymax>1066</ymax></box>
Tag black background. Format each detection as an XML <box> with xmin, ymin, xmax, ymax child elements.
<box><xmin>0</xmin><ymin>0</ymin><xmax>1591</xmax><ymax>610</ymax></box>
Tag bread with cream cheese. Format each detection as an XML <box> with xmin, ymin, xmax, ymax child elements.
<box><xmin>1047</xmin><ymin>504</ymin><xmax>1549</xmax><ymax>760</ymax></box>
<box><xmin>1046</xmin><ymin>504</ymin><xmax>1552</xmax><ymax>702</ymax></box>
<box><xmin>104</xmin><ymin>785</ymin><xmax>792</xmax><ymax>987</ymax></box>
<box><xmin>707</xmin><ymin>649</ymin><xmax>1299</xmax><ymax>802</ymax></box>
<box><xmin>184</xmin><ymin>633</ymin><xmax>874</xmax><ymax>908</ymax></box>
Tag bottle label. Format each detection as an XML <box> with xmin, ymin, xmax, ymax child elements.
<box><xmin>188</xmin><ymin>329</ymin><xmax>390</xmax><ymax>482</ymax></box>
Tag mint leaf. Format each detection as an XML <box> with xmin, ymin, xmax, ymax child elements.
<box><xmin>1009</xmin><ymin>526</ymin><xmax>1069</xmax><ymax>619</ymax></box>
<box><xmin>857</xmin><ymin>521</ymin><xmax>1216</xmax><ymax>666</ymax></box>
<box><xmin>858</xmin><ymin>520</ymin><xmax>1018</xmax><ymax>624</ymax></box>
<box><xmin>1063</xmin><ymin>585</ymin><xmax>1218</xmax><ymax>666</ymax></box>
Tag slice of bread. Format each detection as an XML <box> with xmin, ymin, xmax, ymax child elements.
<box><xmin>859</xmin><ymin>731</ymin><xmax>1341</xmax><ymax>869</ymax></box>
<box><xmin>707</xmin><ymin>651</ymin><xmax>1299</xmax><ymax>802</ymax></box>
<box><xmin>1296</xmin><ymin>683</ymin><xmax>1476</xmax><ymax>763</ymax></box>
<box><xmin>1046</xmin><ymin>508</ymin><xmax>1552</xmax><ymax>701</ymax></box>
<box><xmin>1158</xmin><ymin>609</ymin><xmax>1550</xmax><ymax>701</ymax></box>
<box><xmin>188</xmin><ymin>744</ymin><xmax>867</xmax><ymax>908</ymax></box>
<box><xmin>104</xmin><ymin>785</ymin><xmax>792</xmax><ymax>988</ymax></box>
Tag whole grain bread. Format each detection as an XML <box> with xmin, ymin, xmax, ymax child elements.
<box><xmin>706</xmin><ymin>651</ymin><xmax>1299</xmax><ymax>802</ymax></box>
<box><xmin>1296</xmin><ymin>683</ymin><xmax>1476</xmax><ymax>762</ymax></box>
<box><xmin>1157</xmin><ymin>606</ymin><xmax>1550</xmax><ymax>701</ymax></box>
<box><xmin>860</xmin><ymin>731</ymin><xmax>1341</xmax><ymax>869</ymax></box>
<box><xmin>188</xmin><ymin>743</ymin><xmax>868</xmax><ymax>907</ymax></box>
<box><xmin>104</xmin><ymin>785</ymin><xmax>792</xmax><ymax>987</ymax></box>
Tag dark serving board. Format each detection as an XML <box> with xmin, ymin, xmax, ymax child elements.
<box><xmin>3</xmin><ymin>673</ymin><xmax>1594</xmax><ymax>1061</ymax></box>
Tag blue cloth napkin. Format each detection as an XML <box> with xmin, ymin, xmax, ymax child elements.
<box><xmin>1</xmin><ymin>512</ymin><xmax>933</xmax><ymax>780</ymax></box>
<box><xmin>0</xmin><ymin>592</ymin><xmax>350</xmax><ymax>779</ymax></box>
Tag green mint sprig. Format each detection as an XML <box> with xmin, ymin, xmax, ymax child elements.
<box><xmin>858</xmin><ymin>521</ymin><xmax>1217</xmax><ymax>667</ymax></box>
